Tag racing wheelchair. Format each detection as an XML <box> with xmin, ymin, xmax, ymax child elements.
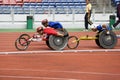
<box><xmin>67</xmin><ymin>30</ymin><xmax>117</xmax><ymax>49</ymax></box>
<box><xmin>15</xmin><ymin>29</ymin><xmax>69</xmax><ymax>51</ymax></box>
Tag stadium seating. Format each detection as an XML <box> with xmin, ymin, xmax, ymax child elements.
<box><xmin>111</xmin><ymin>0</ymin><xmax>120</xmax><ymax>6</ymax></box>
<box><xmin>0</xmin><ymin>0</ymin><xmax>86</xmax><ymax>14</ymax></box>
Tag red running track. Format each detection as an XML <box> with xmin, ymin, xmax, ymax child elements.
<box><xmin>0</xmin><ymin>31</ymin><xmax>120</xmax><ymax>80</ymax></box>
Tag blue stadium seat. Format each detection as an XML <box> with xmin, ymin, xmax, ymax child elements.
<box><xmin>68</xmin><ymin>2</ymin><xmax>74</xmax><ymax>6</ymax></box>
<box><xmin>37</xmin><ymin>2</ymin><xmax>42</xmax><ymax>6</ymax></box>
<box><xmin>42</xmin><ymin>0</ymin><xmax>48</xmax><ymax>3</ymax></box>
<box><xmin>23</xmin><ymin>6</ymin><xmax>29</xmax><ymax>11</ymax></box>
<box><xmin>61</xmin><ymin>0</ymin><xmax>67</xmax><ymax>3</ymax></box>
<box><xmin>30</xmin><ymin>3</ymin><xmax>37</xmax><ymax>6</ymax></box>
<box><xmin>62</xmin><ymin>2</ymin><xmax>68</xmax><ymax>6</ymax></box>
<box><xmin>74</xmin><ymin>3</ymin><xmax>81</xmax><ymax>6</ymax></box>
<box><xmin>67</xmin><ymin>0</ymin><xmax>73</xmax><ymax>3</ymax></box>
<box><xmin>0</xmin><ymin>0</ymin><xmax>86</xmax><ymax>14</ymax></box>
<box><xmin>24</xmin><ymin>2</ymin><xmax>30</xmax><ymax>6</ymax></box>
<box><xmin>0</xmin><ymin>6</ymin><xmax>11</xmax><ymax>14</ymax></box>
<box><xmin>54</xmin><ymin>0</ymin><xmax>60</xmax><ymax>3</ymax></box>
<box><xmin>56</xmin><ymin>3</ymin><xmax>62</xmax><ymax>6</ymax></box>
<box><xmin>43</xmin><ymin>2</ymin><xmax>50</xmax><ymax>6</ymax></box>
<box><xmin>79</xmin><ymin>0</ymin><xmax>86</xmax><ymax>2</ymax></box>
<box><xmin>115</xmin><ymin>0</ymin><xmax>120</xmax><ymax>5</ymax></box>
<box><xmin>49</xmin><ymin>2</ymin><xmax>56</xmax><ymax>6</ymax></box>
<box><xmin>112</xmin><ymin>0</ymin><xmax>120</xmax><ymax>6</ymax></box>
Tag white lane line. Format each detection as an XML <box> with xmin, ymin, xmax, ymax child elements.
<box><xmin>0</xmin><ymin>49</ymin><xmax>120</xmax><ymax>54</ymax></box>
<box><xmin>0</xmin><ymin>68</ymin><xmax>120</xmax><ymax>76</ymax></box>
<box><xmin>0</xmin><ymin>75</ymin><xmax>79</xmax><ymax>80</ymax></box>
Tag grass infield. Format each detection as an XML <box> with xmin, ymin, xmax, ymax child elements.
<box><xmin>0</xmin><ymin>28</ymin><xmax>119</xmax><ymax>33</ymax></box>
<box><xmin>0</xmin><ymin>28</ymin><xmax>86</xmax><ymax>32</ymax></box>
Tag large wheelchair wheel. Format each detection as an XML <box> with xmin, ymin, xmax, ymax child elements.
<box><xmin>95</xmin><ymin>33</ymin><xmax>102</xmax><ymax>48</ymax></box>
<box><xmin>46</xmin><ymin>36</ymin><xmax>53</xmax><ymax>50</ymax></box>
<box><xmin>47</xmin><ymin>35</ymin><xmax>68</xmax><ymax>50</ymax></box>
<box><xmin>97</xmin><ymin>30</ymin><xmax>117</xmax><ymax>49</ymax></box>
<box><xmin>46</xmin><ymin>29</ymin><xmax>69</xmax><ymax>50</ymax></box>
<box><xmin>67</xmin><ymin>36</ymin><xmax>79</xmax><ymax>49</ymax></box>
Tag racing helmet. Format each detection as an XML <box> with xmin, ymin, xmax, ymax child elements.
<box><xmin>41</xmin><ymin>19</ymin><xmax>48</xmax><ymax>25</ymax></box>
<box><xmin>36</xmin><ymin>26</ymin><xmax>43</xmax><ymax>33</ymax></box>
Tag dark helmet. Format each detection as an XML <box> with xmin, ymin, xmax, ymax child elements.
<box><xmin>36</xmin><ymin>26</ymin><xmax>43</xmax><ymax>32</ymax></box>
<box><xmin>41</xmin><ymin>19</ymin><xmax>48</xmax><ymax>25</ymax></box>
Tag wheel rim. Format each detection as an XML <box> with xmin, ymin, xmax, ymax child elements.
<box><xmin>48</xmin><ymin>35</ymin><xmax>68</xmax><ymax>50</ymax></box>
<box><xmin>99</xmin><ymin>31</ymin><xmax>117</xmax><ymax>49</ymax></box>
<box><xmin>102</xmin><ymin>34</ymin><xmax>114</xmax><ymax>46</ymax></box>
<box><xmin>67</xmin><ymin>36</ymin><xmax>79</xmax><ymax>49</ymax></box>
<box><xmin>15</xmin><ymin>38</ymin><xmax>29</xmax><ymax>51</ymax></box>
<box><xmin>53</xmin><ymin>37</ymin><xmax>64</xmax><ymax>46</ymax></box>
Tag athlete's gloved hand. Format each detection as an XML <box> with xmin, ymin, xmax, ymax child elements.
<box><xmin>106</xmin><ymin>31</ymin><xmax>110</xmax><ymax>35</ymax></box>
<box><xmin>64</xmin><ymin>33</ymin><xmax>69</xmax><ymax>37</ymax></box>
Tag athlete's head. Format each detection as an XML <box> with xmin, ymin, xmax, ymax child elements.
<box><xmin>41</xmin><ymin>19</ymin><xmax>48</xmax><ymax>27</ymax></box>
<box><xmin>36</xmin><ymin>26</ymin><xmax>43</xmax><ymax>34</ymax></box>
<box><xmin>102</xmin><ymin>24</ymin><xmax>107</xmax><ymax>29</ymax></box>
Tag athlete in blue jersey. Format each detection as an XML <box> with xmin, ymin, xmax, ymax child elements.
<box><xmin>90</xmin><ymin>24</ymin><xmax>110</xmax><ymax>34</ymax></box>
<box><xmin>41</xmin><ymin>19</ymin><xmax>63</xmax><ymax>29</ymax></box>
<box><xmin>41</xmin><ymin>19</ymin><xmax>69</xmax><ymax>37</ymax></box>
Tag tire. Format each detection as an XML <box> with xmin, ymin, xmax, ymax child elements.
<box><xmin>67</xmin><ymin>36</ymin><xmax>79</xmax><ymax>49</ymax></box>
<box><xmin>95</xmin><ymin>33</ymin><xmax>102</xmax><ymax>48</ymax></box>
<box><xmin>15</xmin><ymin>37</ymin><xmax>30</xmax><ymax>51</ymax></box>
<box><xmin>46</xmin><ymin>36</ymin><xmax>53</xmax><ymax>49</ymax></box>
<box><xmin>46</xmin><ymin>29</ymin><xmax>69</xmax><ymax>50</ymax></box>
<box><xmin>98</xmin><ymin>30</ymin><xmax>117</xmax><ymax>49</ymax></box>
<box><xmin>19</xmin><ymin>34</ymin><xmax>31</xmax><ymax>40</ymax></box>
<box><xmin>15</xmin><ymin>34</ymin><xmax>31</xmax><ymax>51</ymax></box>
<box><xmin>47</xmin><ymin>35</ymin><xmax>68</xmax><ymax>50</ymax></box>
<box><xmin>19</xmin><ymin>34</ymin><xmax>31</xmax><ymax>46</ymax></box>
<box><xmin>46</xmin><ymin>40</ymin><xmax>52</xmax><ymax>49</ymax></box>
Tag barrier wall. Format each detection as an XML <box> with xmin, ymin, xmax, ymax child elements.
<box><xmin>0</xmin><ymin>13</ymin><xmax>115</xmax><ymax>29</ymax></box>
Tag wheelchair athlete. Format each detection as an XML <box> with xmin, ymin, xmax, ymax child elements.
<box><xmin>90</xmin><ymin>24</ymin><xmax>111</xmax><ymax>34</ymax></box>
<box><xmin>41</xmin><ymin>19</ymin><xmax>69</xmax><ymax>37</ymax></box>
<box><xmin>41</xmin><ymin>19</ymin><xmax>63</xmax><ymax>29</ymax></box>
<box><xmin>31</xmin><ymin>26</ymin><xmax>64</xmax><ymax>42</ymax></box>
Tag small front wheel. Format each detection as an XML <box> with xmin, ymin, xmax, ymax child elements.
<box><xmin>19</xmin><ymin>34</ymin><xmax>31</xmax><ymax>40</ymax></box>
<box><xmin>15</xmin><ymin>37</ymin><xmax>31</xmax><ymax>51</ymax></box>
<box><xmin>67</xmin><ymin>36</ymin><xmax>79</xmax><ymax>49</ymax></box>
